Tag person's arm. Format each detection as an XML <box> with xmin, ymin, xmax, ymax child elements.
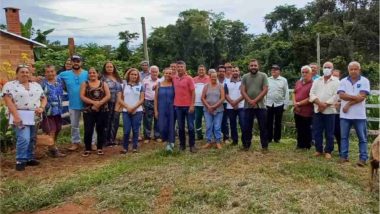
<box><xmin>97</xmin><ymin>82</ymin><xmax>111</xmax><ymax>106</ymax></box>
<box><xmin>116</xmin><ymin>91</ymin><xmax>131</xmax><ymax>111</ymax></box>
<box><xmin>341</xmin><ymin>91</ymin><xmax>367</xmax><ymax>113</ymax></box>
<box><xmin>189</xmin><ymin>79</ymin><xmax>195</xmax><ymax>113</ymax></box>
<box><xmin>80</xmin><ymin>83</ymin><xmax>97</xmax><ymax>105</ymax></box>
<box><xmin>3</xmin><ymin>95</ymin><xmax>22</xmax><ymax>126</ymax></box>
<box><xmin>131</xmin><ymin>90</ymin><xmax>145</xmax><ymax>112</ymax></box>
<box><xmin>253</xmin><ymin>85</ymin><xmax>268</xmax><ymax>104</ymax></box>
<box><xmin>35</xmin><ymin>96</ymin><xmax>47</xmax><ymax>115</ymax></box>
<box><xmin>201</xmin><ymin>84</ymin><xmax>211</xmax><ymax>109</ymax></box>
<box><xmin>211</xmin><ymin>85</ymin><xmax>225</xmax><ymax>109</ymax></box>
<box><xmin>154</xmin><ymin>84</ymin><xmax>159</xmax><ymax>119</ymax></box>
<box><xmin>241</xmin><ymin>83</ymin><xmax>253</xmax><ymax>104</ymax></box>
<box><xmin>224</xmin><ymin>84</ymin><xmax>233</xmax><ymax>105</ymax></box>
<box><xmin>283</xmin><ymin>79</ymin><xmax>289</xmax><ymax>110</ymax></box>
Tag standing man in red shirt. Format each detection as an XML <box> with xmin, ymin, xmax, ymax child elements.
<box><xmin>173</xmin><ymin>61</ymin><xmax>196</xmax><ymax>152</ymax></box>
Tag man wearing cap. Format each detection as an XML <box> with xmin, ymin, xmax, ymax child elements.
<box><xmin>58</xmin><ymin>55</ymin><xmax>88</xmax><ymax>151</ymax></box>
<box><xmin>140</xmin><ymin>60</ymin><xmax>150</xmax><ymax>81</ymax></box>
<box><xmin>266</xmin><ymin>65</ymin><xmax>289</xmax><ymax>143</ymax></box>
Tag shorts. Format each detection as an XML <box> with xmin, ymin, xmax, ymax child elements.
<box><xmin>41</xmin><ymin>115</ymin><xmax>62</xmax><ymax>134</ymax></box>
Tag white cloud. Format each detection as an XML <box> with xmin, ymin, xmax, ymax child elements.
<box><xmin>1</xmin><ymin>0</ymin><xmax>311</xmax><ymax>47</ymax></box>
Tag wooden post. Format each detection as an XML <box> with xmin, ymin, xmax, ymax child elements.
<box><xmin>141</xmin><ymin>17</ymin><xmax>149</xmax><ymax>63</ymax></box>
<box><xmin>68</xmin><ymin>37</ymin><xmax>75</xmax><ymax>57</ymax></box>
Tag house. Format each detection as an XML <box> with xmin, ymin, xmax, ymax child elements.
<box><xmin>0</xmin><ymin>7</ymin><xmax>46</xmax><ymax>72</ymax></box>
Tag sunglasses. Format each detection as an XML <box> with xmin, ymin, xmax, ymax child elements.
<box><xmin>17</xmin><ymin>64</ymin><xmax>29</xmax><ymax>68</ymax></box>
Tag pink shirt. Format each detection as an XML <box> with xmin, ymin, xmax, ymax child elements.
<box><xmin>173</xmin><ymin>74</ymin><xmax>195</xmax><ymax>107</ymax></box>
<box><xmin>142</xmin><ymin>76</ymin><xmax>158</xmax><ymax>101</ymax></box>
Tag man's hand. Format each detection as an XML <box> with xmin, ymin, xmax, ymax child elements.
<box><xmin>342</xmin><ymin>103</ymin><xmax>351</xmax><ymax>113</ymax></box>
<box><xmin>35</xmin><ymin>107</ymin><xmax>44</xmax><ymax>115</ymax></box>
<box><xmin>248</xmin><ymin>99</ymin><xmax>257</xmax><ymax>107</ymax></box>
<box><xmin>189</xmin><ymin>105</ymin><xmax>194</xmax><ymax>113</ymax></box>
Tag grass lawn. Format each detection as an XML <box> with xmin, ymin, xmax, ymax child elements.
<box><xmin>0</xmin><ymin>127</ymin><xmax>378</xmax><ymax>214</ymax></box>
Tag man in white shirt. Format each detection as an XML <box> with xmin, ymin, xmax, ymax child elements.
<box><xmin>266</xmin><ymin>65</ymin><xmax>289</xmax><ymax>143</ymax></box>
<box><xmin>309</xmin><ymin>62</ymin><xmax>340</xmax><ymax>159</ymax></box>
<box><xmin>337</xmin><ymin>61</ymin><xmax>370</xmax><ymax>167</ymax></box>
<box><xmin>224</xmin><ymin>66</ymin><xmax>245</xmax><ymax>145</ymax></box>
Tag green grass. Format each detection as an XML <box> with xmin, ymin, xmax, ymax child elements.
<box><xmin>0</xmin><ymin>137</ymin><xmax>378</xmax><ymax>214</ymax></box>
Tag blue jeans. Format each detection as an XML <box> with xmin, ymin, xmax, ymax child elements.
<box><xmin>122</xmin><ymin>111</ymin><xmax>143</xmax><ymax>150</ymax></box>
<box><xmin>69</xmin><ymin>109</ymin><xmax>81</xmax><ymax>144</ymax></box>
<box><xmin>340</xmin><ymin>118</ymin><xmax>368</xmax><ymax>161</ymax></box>
<box><xmin>204</xmin><ymin>110</ymin><xmax>223</xmax><ymax>143</ymax></box>
<box><xmin>13</xmin><ymin>125</ymin><xmax>36</xmax><ymax>162</ymax></box>
<box><xmin>226</xmin><ymin>109</ymin><xmax>245</xmax><ymax>144</ymax></box>
<box><xmin>242</xmin><ymin>108</ymin><xmax>268</xmax><ymax>149</ymax></box>
<box><xmin>313</xmin><ymin>113</ymin><xmax>335</xmax><ymax>153</ymax></box>
<box><xmin>175</xmin><ymin>107</ymin><xmax>195</xmax><ymax>149</ymax></box>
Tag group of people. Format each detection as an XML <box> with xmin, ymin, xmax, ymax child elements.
<box><xmin>1</xmin><ymin>55</ymin><xmax>371</xmax><ymax>171</ymax></box>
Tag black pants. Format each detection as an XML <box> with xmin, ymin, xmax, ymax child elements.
<box><xmin>104</xmin><ymin>102</ymin><xmax>120</xmax><ymax>145</ymax></box>
<box><xmin>266</xmin><ymin>104</ymin><xmax>284</xmax><ymax>142</ymax></box>
<box><xmin>334</xmin><ymin>113</ymin><xmax>341</xmax><ymax>153</ymax></box>
<box><xmin>294</xmin><ymin>114</ymin><xmax>312</xmax><ymax>149</ymax></box>
<box><xmin>221</xmin><ymin>103</ymin><xmax>229</xmax><ymax>141</ymax></box>
<box><xmin>242</xmin><ymin>108</ymin><xmax>268</xmax><ymax>149</ymax></box>
<box><xmin>226</xmin><ymin>109</ymin><xmax>245</xmax><ymax>144</ymax></box>
<box><xmin>83</xmin><ymin>111</ymin><xmax>107</xmax><ymax>151</ymax></box>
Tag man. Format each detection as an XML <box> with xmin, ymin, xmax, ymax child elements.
<box><xmin>332</xmin><ymin>69</ymin><xmax>342</xmax><ymax>152</ymax></box>
<box><xmin>224</xmin><ymin>66</ymin><xmax>245</xmax><ymax>145</ymax></box>
<box><xmin>142</xmin><ymin>65</ymin><xmax>160</xmax><ymax>143</ymax></box>
<box><xmin>140</xmin><ymin>60</ymin><xmax>150</xmax><ymax>81</ymax></box>
<box><xmin>338</xmin><ymin>61</ymin><xmax>370</xmax><ymax>166</ymax></box>
<box><xmin>217</xmin><ymin>65</ymin><xmax>230</xmax><ymax>144</ymax></box>
<box><xmin>193</xmin><ymin>65</ymin><xmax>210</xmax><ymax>140</ymax></box>
<box><xmin>170</xmin><ymin>62</ymin><xmax>178</xmax><ymax>77</ymax></box>
<box><xmin>309</xmin><ymin>61</ymin><xmax>340</xmax><ymax>159</ymax></box>
<box><xmin>241</xmin><ymin>59</ymin><xmax>269</xmax><ymax>152</ymax></box>
<box><xmin>173</xmin><ymin>61</ymin><xmax>196</xmax><ymax>152</ymax></box>
<box><xmin>266</xmin><ymin>65</ymin><xmax>289</xmax><ymax>143</ymax></box>
<box><xmin>224</xmin><ymin>62</ymin><xmax>233</xmax><ymax>79</ymax></box>
<box><xmin>58</xmin><ymin>55</ymin><xmax>88</xmax><ymax>151</ymax></box>
<box><xmin>309</xmin><ymin>62</ymin><xmax>321</xmax><ymax>81</ymax></box>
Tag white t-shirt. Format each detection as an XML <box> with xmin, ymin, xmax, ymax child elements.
<box><xmin>122</xmin><ymin>82</ymin><xmax>144</xmax><ymax>112</ymax></box>
<box><xmin>337</xmin><ymin>76</ymin><xmax>370</xmax><ymax>119</ymax></box>
<box><xmin>224</xmin><ymin>80</ymin><xmax>244</xmax><ymax>109</ymax></box>
<box><xmin>194</xmin><ymin>83</ymin><xmax>206</xmax><ymax>106</ymax></box>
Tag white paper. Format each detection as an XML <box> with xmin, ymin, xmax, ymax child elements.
<box><xmin>9</xmin><ymin>110</ymin><xmax>35</xmax><ymax>125</ymax></box>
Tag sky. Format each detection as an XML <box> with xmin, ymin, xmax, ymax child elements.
<box><xmin>1</xmin><ymin>0</ymin><xmax>311</xmax><ymax>47</ymax></box>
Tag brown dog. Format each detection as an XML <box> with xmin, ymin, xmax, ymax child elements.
<box><xmin>370</xmin><ymin>135</ymin><xmax>379</xmax><ymax>192</ymax></box>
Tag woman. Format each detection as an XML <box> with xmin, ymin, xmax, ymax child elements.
<box><xmin>40</xmin><ymin>65</ymin><xmax>66</xmax><ymax>157</ymax></box>
<box><xmin>154</xmin><ymin>68</ymin><xmax>175</xmax><ymax>151</ymax></box>
<box><xmin>57</xmin><ymin>58</ymin><xmax>72</xmax><ymax>74</ymax></box>
<box><xmin>117</xmin><ymin>68</ymin><xmax>144</xmax><ymax>153</ymax></box>
<box><xmin>101</xmin><ymin>61</ymin><xmax>122</xmax><ymax>146</ymax></box>
<box><xmin>293</xmin><ymin>65</ymin><xmax>314</xmax><ymax>150</ymax></box>
<box><xmin>80</xmin><ymin>67</ymin><xmax>110</xmax><ymax>156</ymax></box>
<box><xmin>2</xmin><ymin>65</ymin><xmax>47</xmax><ymax>171</ymax></box>
<box><xmin>201</xmin><ymin>70</ymin><xmax>225</xmax><ymax>149</ymax></box>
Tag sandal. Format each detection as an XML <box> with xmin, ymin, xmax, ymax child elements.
<box><xmin>82</xmin><ymin>151</ymin><xmax>91</xmax><ymax>157</ymax></box>
<box><xmin>119</xmin><ymin>150</ymin><xmax>128</xmax><ymax>154</ymax></box>
<box><xmin>97</xmin><ymin>150</ymin><xmax>104</xmax><ymax>155</ymax></box>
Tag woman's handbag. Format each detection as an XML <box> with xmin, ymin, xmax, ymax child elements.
<box><xmin>35</xmin><ymin>114</ymin><xmax>54</xmax><ymax>147</ymax></box>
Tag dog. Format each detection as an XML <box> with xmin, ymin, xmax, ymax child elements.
<box><xmin>370</xmin><ymin>135</ymin><xmax>379</xmax><ymax>192</ymax></box>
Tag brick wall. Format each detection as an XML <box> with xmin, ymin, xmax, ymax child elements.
<box><xmin>0</xmin><ymin>33</ymin><xmax>35</xmax><ymax>72</ymax></box>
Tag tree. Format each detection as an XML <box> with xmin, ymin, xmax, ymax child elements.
<box><xmin>116</xmin><ymin>30</ymin><xmax>139</xmax><ymax>61</ymax></box>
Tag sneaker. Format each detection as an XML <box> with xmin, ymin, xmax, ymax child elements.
<box><xmin>68</xmin><ymin>144</ymin><xmax>79</xmax><ymax>151</ymax></box>
<box><xmin>314</xmin><ymin>152</ymin><xmax>323</xmax><ymax>157</ymax></box>
<box><xmin>356</xmin><ymin>160</ymin><xmax>367</xmax><ymax>167</ymax></box>
<box><xmin>338</xmin><ymin>158</ymin><xmax>349</xmax><ymax>164</ymax></box>
<box><xmin>202</xmin><ymin>143</ymin><xmax>213</xmax><ymax>149</ymax></box>
<box><xmin>325</xmin><ymin>153</ymin><xmax>332</xmax><ymax>160</ymax></box>
<box><xmin>216</xmin><ymin>143</ymin><xmax>222</xmax><ymax>149</ymax></box>
<box><xmin>166</xmin><ymin>144</ymin><xmax>173</xmax><ymax>152</ymax></box>
<box><xmin>26</xmin><ymin>160</ymin><xmax>40</xmax><ymax>166</ymax></box>
<box><xmin>15</xmin><ymin>162</ymin><xmax>26</xmax><ymax>171</ymax></box>
<box><xmin>119</xmin><ymin>150</ymin><xmax>128</xmax><ymax>154</ymax></box>
<box><xmin>170</xmin><ymin>143</ymin><xmax>175</xmax><ymax>149</ymax></box>
<box><xmin>189</xmin><ymin>146</ymin><xmax>197</xmax><ymax>153</ymax></box>
<box><xmin>49</xmin><ymin>149</ymin><xmax>67</xmax><ymax>158</ymax></box>
<box><xmin>144</xmin><ymin>139</ymin><xmax>150</xmax><ymax>144</ymax></box>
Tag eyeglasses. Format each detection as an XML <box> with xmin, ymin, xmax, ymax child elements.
<box><xmin>17</xmin><ymin>64</ymin><xmax>29</xmax><ymax>68</ymax></box>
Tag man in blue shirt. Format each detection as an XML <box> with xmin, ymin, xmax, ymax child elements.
<box><xmin>58</xmin><ymin>55</ymin><xmax>88</xmax><ymax>151</ymax></box>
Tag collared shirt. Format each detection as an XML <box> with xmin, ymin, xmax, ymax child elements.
<box><xmin>2</xmin><ymin>80</ymin><xmax>45</xmax><ymax>110</ymax></box>
<box><xmin>294</xmin><ymin>80</ymin><xmax>313</xmax><ymax>117</ymax></box>
<box><xmin>337</xmin><ymin>75</ymin><xmax>370</xmax><ymax>119</ymax></box>
<box><xmin>241</xmin><ymin>71</ymin><xmax>268</xmax><ymax>109</ymax></box>
<box><xmin>173</xmin><ymin>74</ymin><xmax>195</xmax><ymax>107</ymax></box>
<box><xmin>102</xmin><ymin>76</ymin><xmax>122</xmax><ymax>103</ymax></box>
<box><xmin>58</xmin><ymin>69</ymin><xmax>88</xmax><ymax>110</ymax></box>
<box><xmin>142</xmin><ymin>76</ymin><xmax>158</xmax><ymax>101</ymax></box>
<box><xmin>122</xmin><ymin>82</ymin><xmax>144</xmax><ymax>112</ymax></box>
<box><xmin>193</xmin><ymin>75</ymin><xmax>210</xmax><ymax>106</ymax></box>
<box><xmin>309</xmin><ymin>76</ymin><xmax>340</xmax><ymax>114</ymax></box>
<box><xmin>266</xmin><ymin>75</ymin><xmax>289</xmax><ymax>109</ymax></box>
<box><xmin>40</xmin><ymin>78</ymin><xmax>64</xmax><ymax>116</ymax></box>
<box><xmin>139</xmin><ymin>71</ymin><xmax>150</xmax><ymax>82</ymax></box>
<box><xmin>224</xmin><ymin>78</ymin><xmax>244</xmax><ymax>109</ymax></box>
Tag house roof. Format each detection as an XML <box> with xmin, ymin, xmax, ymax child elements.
<box><xmin>0</xmin><ymin>29</ymin><xmax>47</xmax><ymax>47</ymax></box>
